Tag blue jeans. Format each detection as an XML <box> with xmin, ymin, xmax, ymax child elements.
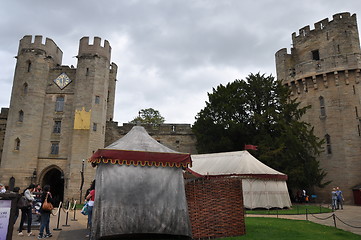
<box><xmin>39</xmin><ymin>212</ymin><xmax>51</xmax><ymax>236</ymax></box>
<box><xmin>19</xmin><ymin>207</ymin><xmax>32</xmax><ymax>233</ymax></box>
<box><xmin>332</xmin><ymin>198</ymin><xmax>338</xmax><ymax>210</ymax></box>
<box><xmin>87</xmin><ymin>205</ymin><xmax>93</xmax><ymax>228</ymax></box>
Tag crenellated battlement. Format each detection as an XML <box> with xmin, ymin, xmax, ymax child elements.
<box><xmin>0</xmin><ymin>108</ymin><xmax>9</xmax><ymax>119</ymax></box>
<box><xmin>276</xmin><ymin>12</ymin><xmax>361</xmax><ymax>84</ymax></box>
<box><xmin>18</xmin><ymin>35</ymin><xmax>63</xmax><ymax>65</ymax></box>
<box><xmin>78</xmin><ymin>36</ymin><xmax>111</xmax><ymax>60</ymax></box>
<box><xmin>292</xmin><ymin>12</ymin><xmax>355</xmax><ymax>40</ymax></box>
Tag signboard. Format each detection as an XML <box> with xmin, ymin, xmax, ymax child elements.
<box><xmin>0</xmin><ymin>200</ymin><xmax>11</xmax><ymax>240</ymax></box>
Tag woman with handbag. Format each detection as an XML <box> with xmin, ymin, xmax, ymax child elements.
<box><xmin>85</xmin><ymin>180</ymin><xmax>95</xmax><ymax>238</ymax></box>
<box><xmin>18</xmin><ymin>184</ymin><xmax>35</xmax><ymax>236</ymax></box>
<box><xmin>37</xmin><ymin>185</ymin><xmax>54</xmax><ymax>239</ymax></box>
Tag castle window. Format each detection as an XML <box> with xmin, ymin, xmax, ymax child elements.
<box><xmin>50</xmin><ymin>142</ymin><xmax>59</xmax><ymax>155</ymax></box>
<box><xmin>14</xmin><ymin>138</ymin><xmax>20</xmax><ymax>151</ymax></box>
<box><xmin>95</xmin><ymin>96</ymin><xmax>100</xmax><ymax>104</ymax></box>
<box><xmin>325</xmin><ymin>134</ymin><xmax>332</xmax><ymax>154</ymax></box>
<box><xmin>86</xmin><ymin>68</ymin><xmax>89</xmax><ymax>76</ymax></box>
<box><xmin>319</xmin><ymin>96</ymin><xmax>326</xmax><ymax>117</ymax></box>
<box><xmin>23</xmin><ymin>83</ymin><xmax>28</xmax><ymax>94</ymax></box>
<box><xmin>18</xmin><ymin>110</ymin><xmax>24</xmax><ymax>122</ymax></box>
<box><xmin>27</xmin><ymin>61</ymin><xmax>31</xmax><ymax>72</ymax></box>
<box><xmin>171</xmin><ymin>125</ymin><xmax>176</xmax><ymax>132</ymax></box>
<box><xmin>358</xmin><ymin>125</ymin><xmax>361</xmax><ymax>136</ymax></box>
<box><xmin>93</xmin><ymin>123</ymin><xmax>97</xmax><ymax>131</ymax></box>
<box><xmin>55</xmin><ymin>96</ymin><xmax>64</xmax><ymax>112</ymax></box>
<box><xmin>353</xmin><ymin>85</ymin><xmax>356</xmax><ymax>94</ymax></box>
<box><xmin>356</xmin><ymin>107</ymin><xmax>359</xmax><ymax>118</ymax></box>
<box><xmin>312</xmin><ymin>50</ymin><xmax>320</xmax><ymax>61</ymax></box>
<box><xmin>53</xmin><ymin>120</ymin><xmax>61</xmax><ymax>133</ymax></box>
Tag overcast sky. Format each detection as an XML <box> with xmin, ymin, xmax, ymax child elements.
<box><xmin>1</xmin><ymin>1</ymin><xmax>360</xmax><ymax>125</ymax></box>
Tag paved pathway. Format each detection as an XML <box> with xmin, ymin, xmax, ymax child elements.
<box><xmin>247</xmin><ymin>205</ymin><xmax>361</xmax><ymax>236</ymax></box>
<box><xmin>9</xmin><ymin>205</ymin><xmax>361</xmax><ymax>239</ymax></box>
<box><xmin>11</xmin><ymin>208</ymin><xmax>88</xmax><ymax>240</ymax></box>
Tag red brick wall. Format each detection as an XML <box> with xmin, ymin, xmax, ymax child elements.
<box><xmin>185</xmin><ymin>177</ymin><xmax>246</xmax><ymax>239</ymax></box>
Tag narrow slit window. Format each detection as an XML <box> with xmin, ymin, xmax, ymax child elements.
<box><xmin>356</xmin><ymin>107</ymin><xmax>359</xmax><ymax>118</ymax></box>
<box><xmin>23</xmin><ymin>83</ymin><xmax>28</xmax><ymax>94</ymax></box>
<box><xmin>27</xmin><ymin>61</ymin><xmax>32</xmax><ymax>72</ymax></box>
<box><xmin>319</xmin><ymin>96</ymin><xmax>326</xmax><ymax>117</ymax></box>
<box><xmin>18</xmin><ymin>110</ymin><xmax>24</xmax><ymax>122</ymax></box>
<box><xmin>325</xmin><ymin>134</ymin><xmax>332</xmax><ymax>154</ymax></box>
<box><xmin>93</xmin><ymin>123</ymin><xmax>97</xmax><ymax>131</ymax></box>
<box><xmin>14</xmin><ymin>138</ymin><xmax>20</xmax><ymax>150</ymax></box>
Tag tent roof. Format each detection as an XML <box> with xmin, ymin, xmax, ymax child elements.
<box><xmin>106</xmin><ymin>126</ymin><xmax>178</xmax><ymax>153</ymax></box>
<box><xmin>189</xmin><ymin>151</ymin><xmax>287</xmax><ymax>180</ymax></box>
<box><xmin>89</xmin><ymin>126</ymin><xmax>191</xmax><ymax>168</ymax></box>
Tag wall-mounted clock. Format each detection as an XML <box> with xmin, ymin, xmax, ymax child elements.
<box><xmin>54</xmin><ymin>73</ymin><xmax>72</xmax><ymax>90</ymax></box>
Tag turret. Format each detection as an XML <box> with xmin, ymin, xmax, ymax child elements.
<box><xmin>78</xmin><ymin>37</ymin><xmax>111</xmax><ymax>60</ymax></box>
<box><xmin>276</xmin><ymin>12</ymin><xmax>361</xmax><ymax>85</ymax></box>
<box><xmin>18</xmin><ymin>35</ymin><xmax>63</xmax><ymax>65</ymax></box>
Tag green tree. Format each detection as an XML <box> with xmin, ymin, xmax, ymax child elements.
<box><xmin>193</xmin><ymin>73</ymin><xmax>327</xmax><ymax>190</ymax></box>
<box><xmin>129</xmin><ymin>108</ymin><xmax>165</xmax><ymax>124</ymax></box>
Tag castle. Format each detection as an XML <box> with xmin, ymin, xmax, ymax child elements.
<box><xmin>2</xmin><ymin>12</ymin><xmax>361</xmax><ymax>204</ymax></box>
<box><xmin>276</xmin><ymin>12</ymin><xmax>361</xmax><ymax>203</ymax></box>
<box><xmin>0</xmin><ymin>35</ymin><xmax>196</xmax><ymax>202</ymax></box>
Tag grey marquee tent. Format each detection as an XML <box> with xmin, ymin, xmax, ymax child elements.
<box><xmin>89</xmin><ymin>126</ymin><xmax>192</xmax><ymax>239</ymax></box>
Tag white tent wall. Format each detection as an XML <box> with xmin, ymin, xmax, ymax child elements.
<box><xmin>243</xmin><ymin>178</ymin><xmax>291</xmax><ymax>209</ymax></box>
<box><xmin>91</xmin><ymin>163</ymin><xmax>192</xmax><ymax>239</ymax></box>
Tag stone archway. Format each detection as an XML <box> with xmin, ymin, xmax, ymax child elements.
<box><xmin>41</xmin><ymin>167</ymin><xmax>64</xmax><ymax>206</ymax></box>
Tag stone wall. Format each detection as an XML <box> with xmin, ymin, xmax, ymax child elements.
<box><xmin>106</xmin><ymin>122</ymin><xmax>198</xmax><ymax>154</ymax></box>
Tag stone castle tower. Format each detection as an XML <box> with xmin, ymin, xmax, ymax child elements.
<box><xmin>275</xmin><ymin>12</ymin><xmax>361</xmax><ymax>203</ymax></box>
<box><xmin>0</xmin><ymin>35</ymin><xmax>117</xmax><ymax>201</ymax></box>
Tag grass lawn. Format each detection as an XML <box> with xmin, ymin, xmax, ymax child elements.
<box><xmin>246</xmin><ymin>204</ymin><xmax>333</xmax><ymax>215</ymax></box>
<box><xmin>221</xmin><ymin>217</ymin><xmax>361</xmax><ymax>240</ymax></box>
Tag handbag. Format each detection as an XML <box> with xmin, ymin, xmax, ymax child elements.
<box><xmin>17</xmin><ymin>196</ymin><xmax>32</xmax><ymax>209</ymax></box>
<box><xmin>42</xmin><ymin>192</ymin><xmax>54</xmax><ymax>211</ymax></box>
<box><xmin>81</xmin><ymin>202</ymin><xmax>89</xmax><ymax>215</ymax></box>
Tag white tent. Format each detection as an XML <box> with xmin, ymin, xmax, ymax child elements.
<box><xmin>188</xmin><ymin>151</ymin><xmax>292</xmax><ymax>209</ymax></box>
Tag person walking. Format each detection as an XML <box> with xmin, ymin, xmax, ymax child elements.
<box><xmin>336</xmin><ymin>187</ymin><xmax>344</xmax><ymax>210</ymax></box>
<box><xmin>18</xmin><ymin>184</ymin><xmax>36</xmax><ymax>236</ymax></box>
<box><xmin>85</xmin><ymin>180</ymin><xmax>95</xmax><ymax>238</ymax></box>
<box><xmin>331</xmin><ymin>187</ymin><xmax>338</xmax><ymax>211</ymax></box>
<box><xmin>37</xmin><ymin>185</ymin><xmax>54</xmax><ymax>239</ymax></box>
<box><xmin>0</xmin><ymin>183</ymin><xmax>6</xmax><ymax>193</ymax></box>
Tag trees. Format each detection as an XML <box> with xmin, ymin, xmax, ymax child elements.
<box><xmin>192</xmin><ymin>73</ymin><xmax>327</xmax><ymax>190</ymax></box>
<box><xmin>129</xmin><ymin>108</ymin><xmax>165</xmax><ymax>124</ymax></box>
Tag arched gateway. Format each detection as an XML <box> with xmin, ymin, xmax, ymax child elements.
<box><xmin>40</xmin><ymin>166</ymin><xmax>64</xmax><ymax>205</ymax></box>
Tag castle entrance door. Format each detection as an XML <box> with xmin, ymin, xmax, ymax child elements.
<box><xmin>41</xmin><ymin>168</ymin><xmax>64</xmax><ymax>206</ymax></box>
